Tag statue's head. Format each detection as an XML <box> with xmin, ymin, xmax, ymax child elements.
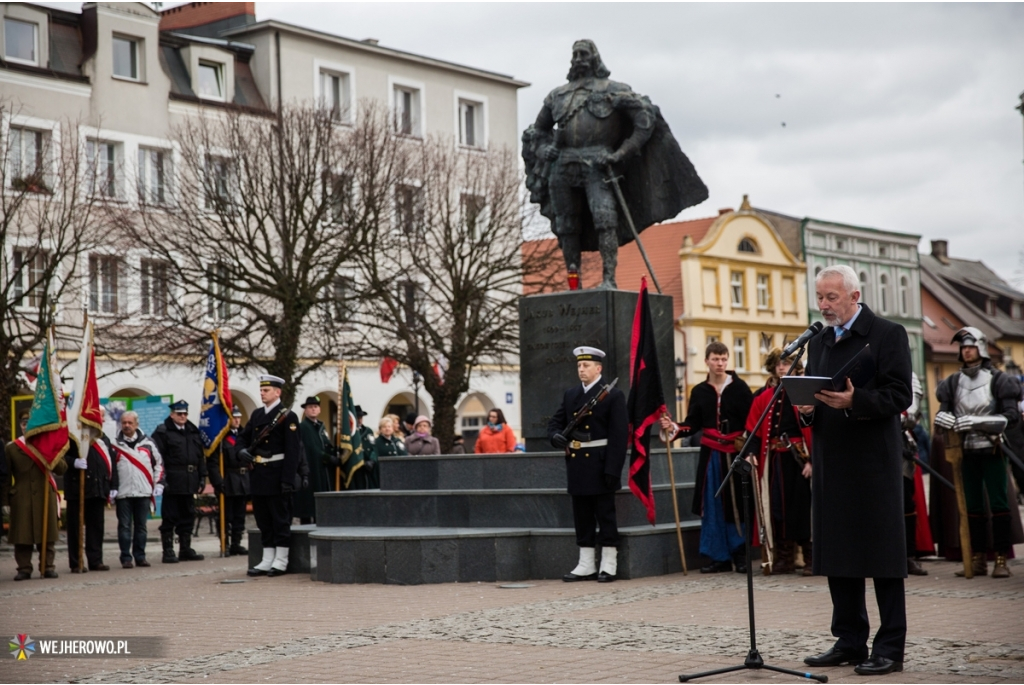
<box><xmin>568</xmin><ymin>39</ymin><xmax>611</xmax><ymax>81</ymax></box>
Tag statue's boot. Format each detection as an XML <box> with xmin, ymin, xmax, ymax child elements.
<box><xmin>596</xmin><ymin>229</ymin><xmax>618</xmax><ymax>289</ymax></box>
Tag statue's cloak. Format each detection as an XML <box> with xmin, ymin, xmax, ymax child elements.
<box><xmin>523</xmin><ymin>102</ymin><xmax>708</xmax><ymax>252</ymax></box>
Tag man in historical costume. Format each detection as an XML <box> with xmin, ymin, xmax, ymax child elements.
<box><xmin>292</xmin><ymin>397</ymin><xmax>322</xmax><ymax>523</ymax></box>
<box><xmin>548</xmin><ymin>346</ymin><xmax>628</xmax><ymax>582</ymax></box>
<box><xmin>64</xmin><ymin>432</ymin><xmax>118</xmax><ymax>572</ymax></box>
<box><xmin>900</xmin><ymin>373</ymin><xmax>933</xmax><ymax>576</ymax></box>
<box><xmin>743</xmin><ymin>349</ymin><xmax>813</xmax><ymax>576</ymax></box>
<box><xmin>523</xmin><ymin>40</ymin><xmax>707</xmax><ymax>289</ymax></box>
<box><xmin>152</xmin><ymin>400</ymin><xmax>207</xmax><ymax>563</ymax></box>
<box><xmin>298</xmin><ymin>395</ymin><xmax>333</xmax><ymax>515</ymax></box>
<box><xmin>237</xmin><ymin>375</ymin><xmax>301</xmax><ymax>577</ymax></box>
<box><xmin>354</xmin><ymin>407</ymin><xmax>380</xmax><ymax>489</ymax></box>
<box><xmin>113</xmin><ymin>410</ymin><xmax>164</xmax><ymax>568</ymax></box>
<box><xmin>3</xmin><ymin>438</ymin><xmax>68</xmax><ymax>579</ymax></box>
<box><xmin>660</xmin><ymin>341</ymin><xmax>753</xmax><ymax>574</ymax></box>
<box><xmin>206</xmin><ymin>406</ymin><xmax>250</xmax><ymax>556</ymax></box>
<box><xmin>933</xmin><ymin>327</ymin><xmax>1022</xmax><ymax>579</ymax></box>
<box><xmin>797</xmin><ymin>265</ymin><xmax>912</xmax><ymax>676</ymax></box>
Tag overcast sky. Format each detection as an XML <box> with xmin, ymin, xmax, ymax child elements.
<box><xmin>245</xmin><ymin>2</ymin><xmax>1024</xmax><ymax>284</ymax></box>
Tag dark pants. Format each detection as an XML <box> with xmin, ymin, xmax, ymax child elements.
<box><xmin>571</xmin><ymin>493</ymin><xmax>619</xmax><ymax>548</ymax></box>
<box><xmin>65</xmin><ymin>497</ymin><xmax>105</xmax><ymax>569</ymax></box>
<box><xmin>903</xmin><ymin>476</ymin><xmax>917</xmax><ymax>557</ymax></box>
<box><xmin>827</xmin><ymin>576</ymin><xmax>907</xmax><ymax>662</ymax></box>
<box><xmin>217</xmin><ymin>495</ymin><xmax>248</xmax><ymax>543</ymax></box>
<box><xmin>15</xmin><ymin>542</ymin><xmax>56</xmax><ymax>574</ymax></box>
<box><xmin>252</xmin><ymin>494</ymin><xmax>291</xmax><ymax>547</ymax></box>
<box><xmin>116</xmin><ymin>497</ymin><xmax>151</xmax><ymax>563</ymax></box>
<box><xmin>159</xmin><ymin>493</ymin><xmax>196</xmax><ymax>537</ymax></box>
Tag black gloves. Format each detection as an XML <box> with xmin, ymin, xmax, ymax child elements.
<box><xmin>604</xmin><ymin>474</ymin><xmax>619</xmax><ymax>491</ymax></box>
<box><xmin>281</xmin><ymin>481</ymin><xmax>296</xmax><ymax>494</ymax></box>
<box><xmin>301</xmin><ymin>476</ymin><xmax>309</xmax><ymax>490</ymax></box>
<box><xmin>551</xmin><ymin>433</ymin><xmax>568</xmax><ymax>450</ymax></box>
<box><xmin>237</xmin><ymin>448</ymin><xmax>255</xmax><ymax>465</ymax></box>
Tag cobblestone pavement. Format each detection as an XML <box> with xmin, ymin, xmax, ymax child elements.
<box><xmin>2</xmin><ymin>508</ymin><xmax>1023</xmax><ymax>683</ymax></box>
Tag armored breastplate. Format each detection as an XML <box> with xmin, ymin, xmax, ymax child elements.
<box><xmin>955</xmin><ymin>368</ymin><xmax>996</xmax><ymax>450</ymax></box>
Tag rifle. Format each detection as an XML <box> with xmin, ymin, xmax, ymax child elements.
<box><xmin>238</xmin><ymin>407</ymin><xmax>288</xmax><ymax>464</ymax></box>
<box><xmin>553</xmin><ymin>378</ymin><xmax>619</xmax><ymax>447</ymax></box>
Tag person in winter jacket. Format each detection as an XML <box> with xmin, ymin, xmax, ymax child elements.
<box><xmin>404</xmin><ymin>416</ymin><xmax>440</xmax><ymax>455</ymax></box>
<box><xmin>112</xmin><ymin>411</ymin><xmax>164</xmax><ymax>568</ymax></box>
<box><xmin>474</xmin><ymin>409</ymin><xmax>517</xmax><ymax>454</ymax></box>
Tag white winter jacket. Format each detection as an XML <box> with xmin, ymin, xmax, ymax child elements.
<box><xmin>113</xmin><ymin>430</ymin><xmax>165</xmax><ymax>499</ymax></box>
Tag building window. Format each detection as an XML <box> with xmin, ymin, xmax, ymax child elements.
<box><xmin>205</xmin><ymin>157</ymin><xmax>233</xmax><ymax>210</ymax></box>
<box><xmin>756</xmin><ymin>274</ymin><xmax>770</xmax><ymax>310</ymax></box>
<box><xmin>878</xmin><ymin>273</ymin><xmax>888</xmax><ymax>314</ymax></box>
<box><xmin>326</xmin><ymin>173</ymin><xmax>352</xmax><ymax>223</ymax></box>
<box><xmin>331</xmin><ymin>275</ymin><xmax>353</xmax><ymax>323</ymax></box>
<box><xmin>197</xmin><ymin>61</ymin><xmax>224</xmax><ymax>100</ymax></box>
<box><xmin>702</xmin><ymin>268</ymin><xmax>719</xmax><ymax>307</ymax></box>
<box><xmin>781</xmin><ymin>276</ymin><xmax>796</xmax><ymax>313</ymax></box>
<box><xmin>730</xmin><ymin>271</ymin><xmax>745</xmax><ymax>308</ymax></box>
<box><xmin>393</xmin><ymin>85</ymin><xmax>421</xmax><ymax>136</ymax></box>
<box><xmin>399</xmin><ymin>280</ymin><xmax>418</xmax><ymax>326</ymax></box>
<box><xmin>835</xmin><ymin>238</ymin><xmax>846</xmax><ymax>251</ymax></box>
<box><xmin>859</xmin><ymin>271</ymin><xmax>870</xmax><ymax>308</ymax></box>
<box><xmin>140</xmin><ymin>259</ymin><xmax>169</xmax><ymax>317</ymax></box>
<box><xmin>395</xmin><ymin>184</ymin><xmax>423</xmax><ymax>235</ymax></box>
<box><xmin>738</xmin><ymin>237</ymin><xmax>758</xmax><ymax>254</ymax></box>
<box><xmin>89</xmin><ymin>255</ymin><xmax>120</xmax><ymax>314</ymax></box>
<box><xmin>1013</xmin><ymin>303</ymin><xmax>1023</xmax><ymax>320</ymax></box>
<box><xmin>112</xmin><ymin>36</ymin><xmax>139</xmax><ymax>80</ymax></box>
<box><xmin>878</xmin><ymin>245</ymin><xmax>887</xmax><ymax>258</ymax></box>
<box><xmin>4</xmin><ymin>18</ymin><xmax>37</xmax><ymax>65</ymax></box>
<box><xmin>208</xmin><ymin>263</ymin><xmax>232</xmax><ymax>320</ymax></box>
<box><xmin>458</xmin><ymin>98</ymin><xmax>484</xmax><ymax>148</ymax></box>
<box><xmin>734</xmin><ymin>336</ymin><xmax>747</xmax><ymax>371</ymax></box>
<box><xmin>8</xmin><ymin>126</ymin><xmax>48</xmax><ymax>191</ymax></box>
<box><xmin>320</xmin><ymin>69</ymin><xmax>352</xmax><ymax>123</ymax></box>
<box><xmin>899</xmin><ymin>275</ymin><xmax>909</xmax><ymax>316</ymax></box>
<box><xmin>987</xmin><ymin>299</ymin><xmax>997</xmax><ymax>316</ymax></box>
<box><xmin>137</xmin><ymin>148</ymin><xmax>169</xmax><ymax>205</ymax></box>
<box><xmin>461</xmin><ymin>193</ymin><xmax>486</xmax><ymax>240</ymax></box>
<box><xmin>12</xmin><ymin>248</ymin><xmax>48</xmax><ymax>309</ymax></box>
<box><xmin>706</xmin><ymin>332</ymin><xmax>720</xmax><ymax>348</ymax></box>
<box><xmin>87</xmin><ymin>140</ymin><xmax>120</xmax><ymax>199</ymax></box>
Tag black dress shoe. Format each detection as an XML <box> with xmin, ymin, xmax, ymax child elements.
<box><xmin>89</xmin><ymin>564</ymin><xmax>110</xmax><ymax>571</ymax></box>
<box><xmin>247</xmin><ymin>567</ymin><xmax>268</xmax><ymax>577</ymax></box>
<box><xmin>266</xmin><ymin>567</ymin><xmax>287</xmax><ymax>578</ymax></box>
<box><xmin>562</xmin><ymin>571</ymin><xmax>598</xmax><ymax>582</ymax></box>
<box><xmin>136</xmin><ymin>559</ymin><xmax>151</xmax><ymax>568</ymax></box>
<box><xmin>699</xmin><ymin>560</ymin><xmax>732</xmax><ymax>574</ymax></box>
<box><xmin>14</xmin><ymin>571</ymin><xmax>31</xmax><ymax>581</ymax></box>
<box><xmin>804</xmin><ymin>646</ymin><xmax>868</xmax><ymax>667</ymax></box>
<box><xmin>907</xmin><ymin>557</ymin><xmax>927</xmax><ymax>576</ymax></box>
<box><xmin>854</xmin><ymin>655</ymin><xmax>903</xmax><ymax>675</ymax></box>
<box><xmin>43</xmin><ymin>570</ymin><xmax>58</xmax><ymax>579</ymax></box>
<box><xmin>597</xmin><ymin>571</ymin><xmax>616</xmax><ymax>583</ymax></box>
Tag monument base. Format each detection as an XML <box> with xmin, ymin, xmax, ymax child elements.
<box><xmin>518</xmin><ymin>289</ymin><xmax>675</xmax><ymax>451</ymax></box>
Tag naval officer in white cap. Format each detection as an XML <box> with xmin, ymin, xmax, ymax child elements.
<box><xmin>547</xmin><ymin>346</ymin><xmax>628</xmax><ymax>582</ymax></box>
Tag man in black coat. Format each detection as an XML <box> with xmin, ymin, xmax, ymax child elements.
<box><xmin>237</xmin><ymin>375</ymin><xmax>301</xmax><ymax>577</ymax></box>
<box><xmin>207</xmin><ymin>406</ymin><xmax>250</xmax><ymax>556</ymax></box>
<box><xmin>152</xmin><ymin>400</ymin><xmax>208</xmax><ymax>563</ymax></box>
<box><xmin>798</xmin><ymin>265</ymin><xmax>913</xmax><ymax>676</ymax></box>
<box><xmin>64</xmin><ymin>434</ymin><xmax>118</xmax><ymax>572</ymax></box>
<box><xmin>548</xmin><ymin>346</ymin><xmax>627</xmax><ymax>583</ymax></box>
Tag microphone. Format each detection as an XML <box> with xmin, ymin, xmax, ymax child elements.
<box><xmin>780</xmin><ymin>321</ymin><xmax>824</xmax><ymax>359</ymax></box>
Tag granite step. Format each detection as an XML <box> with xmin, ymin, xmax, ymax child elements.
<box><xmin>315</xmin><ymin>482</ymin><xmax>698</xmax><ymax>530</ymax></box>
<box><xmin>379</xmin><ymin>447</ymin><xmax>698</xmax><ymax>491</ymax></box>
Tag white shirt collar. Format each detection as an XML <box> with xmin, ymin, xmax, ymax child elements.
<box><xmin>836</xmin><ymin>304</ymin><xmax>863</xmax><ymax>335</ymax></box>
<box><xmin>264</xmin><ymin>399</ymin><xmax>281</xmax><ymax>412</ymax></box>
<box><xmin>582</xmin><ymin>376</ymin><xmax>602</xmax><ymax>394</ymax></box>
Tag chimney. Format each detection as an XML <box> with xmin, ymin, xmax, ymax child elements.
<box><xmin>159</xmin><ymin>2</ymin><xmax>256</xmax><ymax>34</ymax></box>
<box><xmin>931</xmin><ymin>239</ymin><xmax>950</xmax><ymax>265</ymax></box>
<box><xmin>718</xmin><ymin>208</ymin><xmax>732</xmax><ymax>216</ymax></box>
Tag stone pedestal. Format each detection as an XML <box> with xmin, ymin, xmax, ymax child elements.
<box><xmin>518</xmin><ymin>289</ymin><xmax>675</xmax><ymax>452</ymax></box>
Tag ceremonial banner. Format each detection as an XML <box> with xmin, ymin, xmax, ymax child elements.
<box><xmin>626</xmin><ymin>277</ymin><xmax>664</xmax><ymax>525</ymax></box>
<box><xmin>379</xmin><ymin>357</ymin><xmax>399</xmax><ymax>383</ymax></box>
<box><xmin>66</xmin><ymin>321</ymin><xmax>102</xmax><ymax>455</ymax></box>
<box><xmin>338</xmin><ymin>365</ymin><xmax>364</xmax><ymax>488</ymax></box>
<box><xmin>17</xmin><ymin>331</ymin><xmax>69</xmax><ymax>471</ymax></box>
<box><xmin>199</xmin><ymin>332</ymin><xmax>233</xmax><ymax>456</ymax></box>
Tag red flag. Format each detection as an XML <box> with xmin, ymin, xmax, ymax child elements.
<box><xmin>380</xmin><ymin>357</ymin><xmax>399</xmax><ymax>383</ymax></box>
<box><xmin>626</xmin><ymin>277</ymin><xmax>665</xmax><ymax>525</ymax></box>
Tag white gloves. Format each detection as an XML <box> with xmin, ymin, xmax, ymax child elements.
<box><xmin>2</xmin><ymin>505</ymin><xmax>9</xmax><ymax>516</ymax></box>
<box><xmin>74</xmin><ymin>457</ymin><xmax>88</xmax><ymax>469</ymax></box>
<box><xmin>108</xmin><ymin>489</ymin><xmax>118</xmax><ymax>502</ymax></box>
<box><xmin>934</xmin><ymin>411</ymin><xmax>956</xmax><ymax>429</ymax></box>
<box><xmin>154</xmin><ymin>484</ymin><xmax>164</xmax><ymax>497</ymax></box>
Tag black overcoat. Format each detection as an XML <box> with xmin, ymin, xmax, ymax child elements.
<box><xmin>547</xmin><ymin>375</ymin><xmax>628</xmax><ymax>496</ymax></box>
<box><xmin>680</xmin><ymin>372</ymin><xmax>752</xmax><ymax>521</ymax></box>
<box><xmin>239</xmin><ymin>404</ymin><xmax>301</xmax><ymax>497</ymax></box>
<box><xmin>152</xmin><ymin>418</ymin><xmax>207</xmax><ymax>495</ymax></box>
<box><xmin>805</xmin><ymin>304</ymin><xmax>912</xmax><ymax>578</ymax></box>
<box><xmin>64</xmin><ymin>437</ymin><xmax>118</xmax><ymax>500</ymax></box>
<box><xmin>206</xmin><ymin>429</ymin><xmax>250</xmax><ymax>497</ymax></box>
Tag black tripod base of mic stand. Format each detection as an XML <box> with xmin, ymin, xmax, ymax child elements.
<box><xmin>679</xmin><ymin>649</ymin><xmax>828</xmax><ymax>682</ymax></box>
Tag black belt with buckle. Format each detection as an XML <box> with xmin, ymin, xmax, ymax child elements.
<box><xmin>237</xmin><ymin>468</ymin><xmax>248</xmax><ymax>475</ymax></box>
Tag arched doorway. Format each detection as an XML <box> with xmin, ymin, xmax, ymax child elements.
<box><xmin>384</xmin><ymin>391</ymin><xmax>427</xmax><ymax>429</ymax></box>
<box><xmin>230</xmin><ymin>391</ymin><xmax>257</xmax><ymax>423</ymax></box>
<box><xmin>457</xmin><ymin>392</ymin><xmax>495</xmax><ymax>452</ymax></box>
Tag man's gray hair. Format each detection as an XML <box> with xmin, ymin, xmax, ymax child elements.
<box><xmin>816</xmin><ymin>264</ymin><xmax>860</xmax><ymax>293</ymax></box>
<box><xmin>121</xmin><ymin>410</ymin><xmax>139</xmax><ymax>422</ymax></box>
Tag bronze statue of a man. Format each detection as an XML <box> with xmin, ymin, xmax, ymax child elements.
<box><xmin>523</xmin><ymin>40</ymin><xmax>708</xmax><ymax>289</ymax></box>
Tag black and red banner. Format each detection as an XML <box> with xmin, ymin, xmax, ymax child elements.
<box><xmin>627</xmin><ymin>276</ymin><xmax>666</xmax><ymax>525</ymax></box>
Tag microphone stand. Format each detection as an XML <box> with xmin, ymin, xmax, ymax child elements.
<box><xmin>679</xmin><ymin>342</ymin><xmax>826</xmax><ymax>683</ymax></box>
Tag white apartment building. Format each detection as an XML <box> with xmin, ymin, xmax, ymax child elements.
<box><xmin>1</xmin><ymin>1</ymin><xmax>528</xmax><ymax>444</ymax></box>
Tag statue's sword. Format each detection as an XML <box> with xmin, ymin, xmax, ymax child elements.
<box><xmin>603</xmin><ymin>169</ymin><xmax>664</xmax><ymax>295</ymax></box>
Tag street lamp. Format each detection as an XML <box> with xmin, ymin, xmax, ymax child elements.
<box><xmin>411</xmin><ymin>370</ymin><xmax>422</xmax><ymax>416</ymax></box>
<box><xmin>674</xmin><ymin>357</ymin><xmax>687</xmax><ymax>418</ymax></box>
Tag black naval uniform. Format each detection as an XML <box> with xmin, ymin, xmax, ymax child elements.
<box><xmin>152</xmin><ymin>416</ymin><xmax>207</xmax><ymax>559</ymax></box>
<box><xmin>206</xmin><ymin>427</ymin><xmax>251</xmax><ymax>554</ymax></box>
<box><xmin>239</xmin><ymin>402</ymin><xmax>301</xmax><ymax>550</ymax></box>
<box><xmin>548</xmin><ymin>375</ymin><xmax>628</xmax><ymax>548</ymax></box>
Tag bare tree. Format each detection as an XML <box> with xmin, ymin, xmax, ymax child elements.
<box><xmin>344</xmin><ymin>132</ymin><xmax>560</xmax><ymax>451</ymax></box>
<box><xmin>0</xmin><ymin>101</ymin><xmax>109</xmax><ymax>440</ymax></box>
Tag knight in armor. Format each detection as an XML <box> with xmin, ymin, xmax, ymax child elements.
<box><xmin>901</xmin><ymin>373</ymin><xmax>934</xmax><ymax>575</ymax></box>
<box><xmin>206</xmin><ymin>406</ymin><xmax>250</xmax><ymax>556</ymax></box>
<box><xmin>237</xmin><ymin>375</ymin><xmax>301</xmax><ymax>577</ymax></box>
<box><xmin>523</xmin><ymin>40</ymin><xmax>707</xmax><ymax>289</ymax></box>
<box><xmin>934</xmin><ymin>327</ymin><xmax>1022</xmax><ymax>578</ymax></box>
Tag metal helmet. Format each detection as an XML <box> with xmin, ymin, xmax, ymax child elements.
<box><xmin>952</xmin><ymin>326</ymin><xmax>990</xmax><ymax>361</ymax></box>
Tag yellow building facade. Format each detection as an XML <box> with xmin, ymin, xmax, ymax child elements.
<box><xmin>678</xmin><ymin>203</ymin><xmax>810</xmax><ymax>394</ymax></box>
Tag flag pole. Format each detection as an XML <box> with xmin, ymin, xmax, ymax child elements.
<box><xmin>39</xmin><ymin>328</ymin><xmax>54</xmax><ymax>575</ymax></box>
<box><xmin>661</xmin><ymin>418</ymin><xmax>688</xmax><ymax>575</ymax></box>
<box><xmin>78</xmin><ymin>317</ymin><xmax>87</xmax><ymax>574</ymax></box>
<box><xmin>214</xmin><ymin>330</ymin><xmax>227</xmax><ymax>558</ymax></box>
<box><xmin>335</xmin><ymin>357</ymin><xmax>344</xmax><ymax>492</ymax></box>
